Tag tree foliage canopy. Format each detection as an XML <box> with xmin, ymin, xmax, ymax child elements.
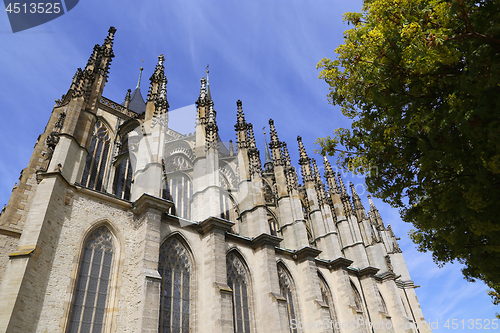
<box><xmin>317</xmin><ymin>0</ymin><xmax>500</xmax><ymax>296</ymax></box>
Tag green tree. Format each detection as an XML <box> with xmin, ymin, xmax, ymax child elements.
<box><xmin>317</xmin><ymin>0</ymin><xmax>500</xmax><ymax>301</ymax></box>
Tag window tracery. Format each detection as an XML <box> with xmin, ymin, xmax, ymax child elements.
<box><xmin>277</xmin><ymin>264</ymin><xmax>298</xmax><ymax>333</ymax></box>
<box><xmin>68</xmin><ymin>226</ymin><xmax>115</xmax><ymax>333</ymax></box>
<box><xmin>158</xmin><ymin>237</ymin><xmax>193</xmax><ymax>333</ymax></box>
<box><xmin>318</xmin><ymin>273</ymin><xmax>338</xmax><ymax>331</ymax></box>
<box><xmin>162</xmin><ymin>175</ymin><xmax>193</xmax><ymax>220</ymax></box>
<box><xmin>81</xmin><ymin>121</ymin><xmax>111</xmax><ymax>192</ymax></box>
<box><xmin>227</xmin><ymin>252</ymin><xmax>252</xmax><ymax>333</ymax></box>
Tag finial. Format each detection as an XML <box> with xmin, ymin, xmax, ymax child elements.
<box><xmin>136</xmin><ymin>61</ymin><xmax>144</xmax><ymax>89</ymax></box>
<box><xmin>229</xmin><ymin>140</ymin><xmax>234</xmax><ymax>156</ymax></box>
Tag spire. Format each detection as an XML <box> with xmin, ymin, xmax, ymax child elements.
<box><xmin>235</xmin><ymin>100</ymin><xmax>249</xmax><ymax>149</ymax></box>
<box><xmin>350</xmin><ymin>182</ymin><xmax>367</xmax><ymax>220</ymax></box>
<box><xmin>297</xmin><ymin>136</ymin><xmax>314</xmax><ymax>183</ymax></box>
<box><xmin>136</xmin><ymin>63</ymin><xmax>143</xmax><ymax>89</ymax></box>
<box><xmin>263</xmin><ymin>127</ymin><xmax>273</xmax><ymax>173</ymax></box>
<box><xmin>206</xmin><ymin>65</ymin><xmax>212</xmax><ymax>101</ymax></box>
<box><xmin>128</xmin><ymin>65</ymin><xmax>147</xmax><ymax>113</ymax></box>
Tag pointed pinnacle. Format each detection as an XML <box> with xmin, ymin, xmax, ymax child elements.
<box><xmin>350</xmin><ymin>182</ymin><xmax>360</xmax><ymax>199</ymax></box>
<box><xmin>283</xmin><ymin>142</ymin><xmax>291</xmax><ymax>166</ymax></box>
<box><xmin>312</xmin><ymin>159</ymin><xmax>322</xmax><ymax>183</ymax></box>
<box><xmin>269</xmin><ymin>119</ymin><xmax>280</xmax><ymax>147</ymax></box>
<box><xmin>367</xmin><ymin>194</ymin><xmax>377</xmax><ymax>210</ymax></box>
<box><xmin>207</xmin><ymin>100</ymin><xmax>216</xmax><ymax>124</ymax></box>
<box><xmin>248</xmin><ymin>123</ymin><xmax>256</xmax><ymax>148</ymax></box>
<box><xmin>337</xmin><ymin>172</ymin><xmax>347</xmax><ymax>194</ymax></box>
<box><xmin>297</xmin><ymin>136</ymin><xmax>310</xmax><ymax>165</ymax></box>
<box><xmin>150</xmin><ymin>54</ymin><xmax>166</xmax><ymax>83</ymax></box>
<box><xmin>235</xmin><ymin>100</ymin><xmax>246</xmax><ymax>127</ymax></box>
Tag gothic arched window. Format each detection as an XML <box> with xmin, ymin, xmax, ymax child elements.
<box><xmin>113</xmin><ymin>134</ymin><xmax>133</xmax><ymax>201</ymax></box>
<box><xmin>113</xmin><ymin>156</ymin><xmax>133</xmax><ymax>200</ymax></box>
<box><xmin>227</xmin><ymin>252</ymin><xmax>252</xmax><ymax>333</ymax></box>
<box><xmin>269</xmin><ymin>217</ymin><xmax>279</xmax><ymax>236</ymax></box>
<box><xmin>162</xmin><ymin>175</ymin><xmax>193</xmax><ymax>220</ymax></box>
<box><xmin>350</xmin><ymin>281</ymin><xmax>369</xmax><ymax>333</ymax></box>
<box><xmin>277</xmin><ymin>264</ymin><xmax>299</xmax><ymax>333</ymax></box>
<box><xmin>379</xmin><ymin>291</ymin><xmax>389</xmax><ymax>314</ymax></box>
<box><xmin>81</xmin><ymin>121</ymin><xmax>111</xmax><ymax>192</ymax></box>
<box><xmin>318</xmin><ymin>273</ymin><xmax>338</xmax><ymax>330</ymax></box>
<box><xmin>159</xmin><ymin>237</ymin><xmax>193</xmax><ymax>333</ymax></box>
<box><xmin>68</xmin><ymin>226</ymin><xmax>115</xmax><ymax>333</ymax></box>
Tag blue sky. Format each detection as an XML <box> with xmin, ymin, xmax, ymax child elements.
<box><xmin>0</xmin><ymin>0</ymin><xmax>497</xmax><ymax>330</ymax></box>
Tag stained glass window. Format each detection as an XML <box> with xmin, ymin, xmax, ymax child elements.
<box><xmin>227</xmin><ymin>252</ymin><xmax>251</xmax><ymax>332</ymax></box>
<box><xmin>81</xmin><ymin>121</ymin><xmax>111</xmax><ymax>192</ymax></box>
<box><xmin>277</xmin><ymin>264</ymin><xmax>298</xmax><ymax>333</ymax></box>
<box><xmin>68</xmin><ymin>226</ymin><xmax>114</xmax><ymax>333</ymax></box>
<box><xmin>159</xmin><ymin>237</ymin><xmax>192</xmax><ymax>333</ymax></box>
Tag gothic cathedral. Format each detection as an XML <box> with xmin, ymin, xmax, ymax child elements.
<box><xmin>0</xmin><ymin>28</ymin><xmax>431</xmax><ymax>333</ymax></box>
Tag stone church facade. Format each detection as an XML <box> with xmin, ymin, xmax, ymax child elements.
<box><xmin>0</xmin><ymin>28</ymin><xmax>431</xmax><ymax>333</ymax></box>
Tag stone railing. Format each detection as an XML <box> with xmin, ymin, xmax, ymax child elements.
<box><xmin>99</xmin><ymin>96</ymin><xmax>138</xmax><ymax>118</ymax></box>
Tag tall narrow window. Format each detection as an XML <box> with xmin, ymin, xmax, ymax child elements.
<box><xmin>81</xmin><ymin>121</ymin><xmax>111</xmax><ymax>192</ymax></box>
<box><xmin>227</xmin><ymin>252</ymin><xmax>251</xmax><ymax>333</ymax></box>
<box><xmin>159</xmin><ymin>237</ymin><xmax>192</xmax><ymax>333</ymax></box>
<box><xmin>350</xmin><ymin>281</ymin><xmax>369</xmax><ymax>333</ymax></box>
<box><xmin>269</xmin><ymin>217</ymin><xmax>279</xmax><ymax>236</ymax></box>
<box><xmin>113</xmin><ymin>156</ymin><xmax>133</xmax><ymax>200</ymax></box>
<box><xmin>318</xmin><ymin>273</ymin><xmax>338</xmax><ymax>331</ymax></box>
<box><xmin>68</xmin><ymin>226</ymin><xmax>115</xmax><ymax>333</ymax></box>
<box><xmin>162</xmin><ymin>176</ymin><xmax>193</xmax><ymax>220</ymax></box>
<box><xmin>277</xmin><ymin>264</ymin><xmax>298</xmax><ymax>333</ymax></box>
<box><xmin>113</xmin><ymin>135</ymin><xmax>133</xmax><ymax>201</ymax></box>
